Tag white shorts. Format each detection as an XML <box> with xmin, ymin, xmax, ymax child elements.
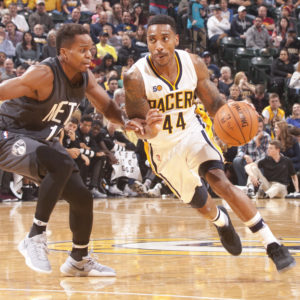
<box><xmin>145</xmin><ymin>125</ymin><xmax>223</xmax><ymax>204</ymax></box>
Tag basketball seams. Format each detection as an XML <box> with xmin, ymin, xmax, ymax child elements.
<box><xmin>227</xmin><ymin>103</ymin><xmax>247</xmax><ymax>145</ymax></box>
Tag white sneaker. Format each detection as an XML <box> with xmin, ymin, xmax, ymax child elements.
<box><xmin>90</xmin><ymin>188</ymin><xmax>107</xmax><ymax>199</ymax></box>
<box><xmin>124</xmin><ymin>184</ymin><xmax>138</xmax><ymax>197</ymax></box>
<box><xmin>109</xmin><ymin>184</ymin><xmax>126</xmax><ymax>196</ymax></box>
<box><xmin>18</xmin><ymin>232</ymin><xmax>51</xmax><ymax>273</ymax></box>
<box><xmin>60</xmin><ymin>255</ymin><xmax>116</xmax><ymax>277</ymax></box>
<box><xmin>147</xmin><ymin>183</ymin><xmax>162</xmax><ymax>198</ymax></box>
<box><xmin>130</xmin><ymin>181</ymin><xmax>148</xmax><ymax>195</ymax></box>
<box><xmin>10</xmin><ymin>174</ymin><xmax>23</xmax><ymax>199</ymax></box>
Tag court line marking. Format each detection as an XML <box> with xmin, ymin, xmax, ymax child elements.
<box><xmin>0</xmin><ymin>288</ymin><xmax>238</xmax><ymax>299</ymax></box>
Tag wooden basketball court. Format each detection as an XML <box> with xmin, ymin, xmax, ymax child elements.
<box><xmin>0</xmin><ymin>196</ymin><xmax>300</xmax><ymax>299</ymax></box>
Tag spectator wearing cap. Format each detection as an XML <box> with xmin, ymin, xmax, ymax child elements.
<box><xmin>64</xmin><ymin>7</ymin><xmax>83</xmax><ymax>24</ymax></box>
<box><xmin>5</xmin><ymin>21</ymin><xmax>23</xmax><ymax>47</ymax></box>
<box><xmin>90</xmin><ymin>11</ymin><xmax>116</xmax><ymax>44</ymax></box>
<box><xmin>280</xmin><ymin>5</ymin><xmax>297</xmax><ymax>35</ymax></box>
<box><xmin>245</xmin><ymin>16</ymin><xmax>272</xmax><ymax>49</ymax></box>
<box><xmin>131</xmin><ymin>3</ymin><xmax>147</xmax><ymax>27</ymax></box>
<box><xmin>201</xmin><ymin>51</ymin><xmax>221</xmax><ymax>78</ymax></box>
<box><xmin>230</xmin><ymin>6</ymin><xmax>252</xmax><ymax>39</ymax></box>
<box><xmin>8</xmin><ymin>2</ymin><xmax>29</xmax><ymax>32</ymax></box>
<box><xmin>228</xmin><ymin>0</ymin><xmax>251</xmax><ymax>14</ymax></box>
<box><xmin>96</xmin><ymin>31</ymin><xmax>118</xmax><ymax>62</ymax></box>
<box><xmin>280</xmin><ymin>28</ymin><xmax>300</xmax><ymax>64</ymax></box>
<box><xmin>258</xmin><ymin>5</ymin><xmax>275</xmax><ymax>35</ymax></box>
<box><xmin>28</xmin><ymin>0</ymin><xmax>54</xmax><ymax>32</ymax></box>
<box><xmin>207</xmin><ymin>5</ymin><xmax>230</xmax><ymax>49</ymax></box>
<box><xmin>62</xmin><ymin>0</ymin><xmax>80</xmax><ymax>15</ymax></box>
<box><xmin>116</xmin><ymin>11</ymin><xmax>136</xmax><ymax>38</ymax></box>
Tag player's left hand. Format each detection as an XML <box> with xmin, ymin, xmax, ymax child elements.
<box><xmin>124</xmin><ymin>118</ymin><xmax>146</xmax><ymax>135</ymax></box>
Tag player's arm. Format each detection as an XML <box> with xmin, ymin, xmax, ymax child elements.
<box><xmin>0</xmin><ymin>64</ymin><xmax>53</xmax><ymax>101</ymax></box>
<box><xmin>123</xmin><ymin>66</ymin><xmax>163</xmax><ymax>139</ymax></box>
<box><xmin>190</xmin><ymin>54</ymin><xmax>226</xmax><ymax>118</ymax></box>
<box><xmin>85</xmin><ymin>69</ymin><xmax>143</xmax><ymax>132</ymax></box>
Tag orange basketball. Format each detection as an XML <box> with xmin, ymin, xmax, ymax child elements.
<box><xmin>214</xmin><ymin>102</ymin><xmax>259</xmax><ymax>146</ymax></box>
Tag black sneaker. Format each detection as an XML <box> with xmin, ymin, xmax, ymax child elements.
<box><xmin>215</xmin><ymin>206</ymin><xmax>242</xmax><ymax>256</ymax></box>
<box><xmin>267</xmin><ymin>242</ymin><xmax>296</xmax><ymax>272</ymax></box>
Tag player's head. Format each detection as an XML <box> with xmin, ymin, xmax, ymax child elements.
<box><xmin>80</xmin><ymin>114</ymin><xmax>93</xmax><ymax>134</ymax></box>
<box><xmin>57</xmin><ymin>24</ymin><xmax>92</xmax><ymax>72</ymax></box>
<box><xmin>65</xmin><ymin>117</ymin><xmax>79</xmax><ymax>132</ymax></box>
<box><xmin>147</xmin><ymin>15</ymin><xmax>179</xmax><ymax>67</ymax></box>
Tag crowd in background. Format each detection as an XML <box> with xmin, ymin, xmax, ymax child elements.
<box><xmin>0</xmin><ymin>0</ymin><xmax>299</xmax><ymax>201</ymax></box>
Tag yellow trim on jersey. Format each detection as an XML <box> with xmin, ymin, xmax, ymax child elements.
<box><xmin>195</xmin><ymin>104</ymin><xmax>224</xmax><ymax>159</ymax></box>
<box><xmin>148</xmin><ymin>54</ymin><xmax>180</xmax><ymax>90</ymax></box>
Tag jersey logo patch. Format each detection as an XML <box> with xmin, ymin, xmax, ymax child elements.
<box><xmin>153</xmin><ymin>85</ymin><xmax>162</xmax><ymax>92</ymax></box>
<box><xmin>12</xmin><ymin>139</ymin><xmax>26</xmax><ymax>156</ymax></box>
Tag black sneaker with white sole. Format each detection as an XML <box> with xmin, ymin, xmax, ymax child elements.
<box><xmin>215</xmin><ymin>206</ymin><xmax>242</xmax><ymax>256</ymax></box>
<box><xmin>267</xmin><ymin>242</ymin><xmax>296</xmax><ymax>272</ymax></box>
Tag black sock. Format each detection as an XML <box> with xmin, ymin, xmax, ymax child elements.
<box><xmin>70</xmin><ymin>247</ymin><xmax>88</xmax><ymax>261</ymax></box>
<box><xmin>28</xmin><ymin>223</ymin><xmax>46</xmax><ymax>237</ymax></box>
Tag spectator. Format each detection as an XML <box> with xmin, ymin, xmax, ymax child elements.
<box><xmin>228</xmin><ymin>0</ymin><xmax>251</xmax><ymax>14</ymax></box>
<box><xmin>90</xmin><ymin>11</ymin><xmax>115</xmax><ymax>44</ymax></box>
<box><xmin>230</xmin><ymin>6</ymin><xmax>252</xmax><ymax>39</ymax></box>
<box><xmin>32</xmin><ymin>23</ymin><xmax>47</xmax><ymax>56</ymax></box>
<box><xmin>245</xmin><ymin>16</ymin><xmax>272</xmax><ymax>49</ymax></box>
<box><xmin>64</xmin><ymin>7</ymin><xmax>82</xmax><ymax>24</ymax></box>
<box><xmin>1</xmin><ymin>13</ymin><xmax>12</xmax><ymax>27</ymax></box>
<box><xmin>1</xmin><ymin>58</ymin><xmax>16</xmax><ymax>81</ymax></box>
<box><xmin>289</xmin><ymin>63</ymin><xmax>300</xmax><ymax>90</ymax></box>
<box><xmin>187</xmin><ymin>0</ymin><xmax>206</xmax><ymax>51</ymax></box>
<box><xmin>62</xmin><ymin>0</ymin><xmax>80</xmax><ymax>15</ymax></box>
<box><xmin>0</xmin><ymin>28</ymin><xmax>15</xmax><ymax>57</ymax></box>
<box><xmin>280</xmin><ymin>5</ymin><xmax>297</xmax><ymax>34</ymax></box>
<box><xmin>249</xmin><ymin>84</ymin><xmax>269</xmax><ymax>114</ymax></box>
<box><xmin>41</xmin><ymin>29</ymin><xmax>56</xmax><ymax>59</ymax></box>
<box><xmin>149</xmin><ymin>0</ymin><xmax>172</xmax><ymax>15</ymax></box>
<box><xmin>15</xmin><ymin>31</ymin><xmax>40</xmax><ymax>65</ymax></box>
<box><xmin>286</xmin><ymin>103</ymin><xmax>300</xmax><ymax>128</ymax></box>
<box><xmin>245</xmin><ymin>139</ymin><xmax>299</xmax><ymax>198</ymax></box>
<box><xmin>270</xmin><ymin>48</ymin><xmax>294</xmax><ymax>97</ymax></box>
<box><xmin>0</xmin><ymin>52</ymin><xmax>6</xmax><ymax>73</ymax></box>
<box><xmin>258</xmin><ymin>5</ymin><xmax>275</xmax><ymax>35</ymax></box>
<box><xmin>89</xmin><ymin>44</ymin><xmax>102</xmax><ymax>70</ymax></box>
<box><xmin>8</xmin><ymin>2</ymin><xmax>29</xmax><ymax>32</ymax></box>
<box><xmin>262</xmin><ymin>93</ymin><xmax>285</xmax><ymax>137</ymax></box>
<box><xmin>272</xmin><ymin>17</ymin><xmax>290</xmax><ymax>48</ymax></box>
<box><xmin>133</xmin><ymin>24</ymin><xmax>148</xmax><ymax>54</ymax></box>
<box><xmin>5</xmin><ymin>21</ymin><xmax>23</xmax><ymax>47</ymax></box>
<box><xmin>220</xmin><ymin>0</ymin><xmax>233</xmax><ymax>22</ymax></box>
<box><xmin>201</xmin><ymin>50</ymin><xmax>220</xmax><ymax>78</ymax></box>
<box><xmin>15</xmin><ymin>62</ymin><xmax>29</xmax><ymax>76</ymax></box>
<box><xmin>233</xmin><ymin>117</ymin><xmax>271</xmax><ymax>187</ymax></box>
<box><xmin>96</xmin><ymin>31</ymin><xmax>118</xmax><ymax>62</ymax></box>
<box><xmin>106</xmin><ymin>76</ymin><xmax>119</xmax><ymax>99</ymax></box>
<box><xmin>98</xmin><ymin>53</ymin><xmax>115</xmax><ymax>75</ymax></box>
<box><xmin>107</xmin><ymin>2</ymin><xmax>123</xmax><ymax>27</ymax></box>
<box><xmin>274</xmin><ymin>120</ymin><xmax>300</xmax><ymax>171</ymax></box>
<box><xmin>80</xmin><ymin>0</ymin><xmax>101</xmax><ymax>14</ymax></box>
<box><xmin>219</xmin><ymin>66</ymin><xmax>233</xmax><ymax>95</ymax></box>
<box><xmin>28</xmin><ymin>0</ymin><xmax>54</xmax><ymax>33</ymax></box>
<box><xmin>207</xmin><ymin>5</ymin><xmax>230</xmax><ymax>50</ymax></box>
<box><xmin>117</xmin><ymin>33</ymin><xmax>140</xmax><ymax>66</ymax></box>
<box><xmin>116</xmin><ymin>11</ymin><xmax>136</xmax><ymax>38</ymax></box>
<box><xmin>279</xmin><ymin>29</ymin><xmax>300</xmax><ymax>64</ymax></box>
<box><xmin>120</xmin><ymin>0</ymin><xmax>132</xmax><ymax>13</ymax></box>
<box><xmin>121</xmin><ymin>54</ymin><xmax>135</xmax><ymax>79</ymax></box>
<box><xmin>228</xmin><ymin>84</ymin><xmax>242</xmax><ymax>101</ymax></box>
<box><xmin>131</xmin><ymin>3</ymin><xmax>147</xmax><ymax>27</ymax></box>
<box><xmin>234</xmin><ymin>71</ymin><xmax>255</xmax><ymax>98</ymax></box>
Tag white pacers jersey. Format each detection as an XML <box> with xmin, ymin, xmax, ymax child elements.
<box><xmin>135</xmin><ymin>50</ymin><xmax>223</xmax><ymax>203</ymax></box>
<box><xmin>135</xmin><ymin>49</ymin><xmax>199</xmax><ymax>148</ymax></box>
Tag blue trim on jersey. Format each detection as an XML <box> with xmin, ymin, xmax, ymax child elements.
<box><xmin>148</xmin><ymin>143</ymin><xmax>181</xmax><ymax>198</ymax></box>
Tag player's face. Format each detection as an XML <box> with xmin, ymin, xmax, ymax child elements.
<box><xmin>64</xmin><ymin>34</ymin><xmax>93</xmax><ymax>72</ymax></box>
<box><xmin>147</xmin><ymin>24</ymin><xmax>179</xmax><ymax>67</ymax></box>
<box><xmin>80</xmin><ymin>121</ymin><xmax>92</xmax><ymax>134</ymax></box>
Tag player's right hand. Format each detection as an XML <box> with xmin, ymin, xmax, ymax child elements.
<box><xmin>146</xmin><ymin>109</ymin><xmax>164</xmax><ymax>130</ymax></box>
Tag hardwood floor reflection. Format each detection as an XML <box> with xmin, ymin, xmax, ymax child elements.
<box><xmin>0</xmin><ymin>197</ymin><xmax>300</xmax><ymax>299</ymax></box>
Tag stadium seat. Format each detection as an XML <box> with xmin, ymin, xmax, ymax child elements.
<box><xmin>258</xmin><ymin>47</ymin><xmax>279</xmax><ymax>58</ymax></box>
<box><xmin>234</xmin><ymin>47</ymin><xmax>257</xmax><ymax>75</ymax></box>
<box><xmin>249</xmin><ymin>56</ymin><xmax>273</xmax><ymax>85</ymax></box>
<box><xmin>219</xmin><ymin>37</ymin><xmax>245</xmax><ymax>66</ymax></box>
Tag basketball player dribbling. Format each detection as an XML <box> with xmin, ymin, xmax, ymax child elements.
<box><xmin>0</xmin><ymin>24</ymin><xmax>143</xmax><ymax>276</ymax></box>
<box><xmin>124</xmin><ymin>15</ymin><xmax>295</xmax><ymax>272</ymax></box>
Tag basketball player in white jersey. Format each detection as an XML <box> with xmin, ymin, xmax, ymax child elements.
<box><xmin>123</xmin><ymin>15</ymin><xmax>295</xmax><ymax>272</ymax></box>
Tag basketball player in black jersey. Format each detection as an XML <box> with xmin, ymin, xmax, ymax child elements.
<box><xmin>0</xmin><ymin>24</ymin><xmax>143</xmax><ymax>276</ymax></box>
<box><xmin>124</xmin><ymin>15</ymin><xmax>295</xmax><ymax>272</ymax></box>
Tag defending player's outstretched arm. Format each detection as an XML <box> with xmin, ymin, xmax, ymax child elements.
<box><xmin>190</xmin><ymin>54</ymin><xmax>226</xmax><ymax>118</ymax></box>
<box><xmin>123</xmin><ymin>66</ymin><xmax>163</xmax><ymax>139</ymax></box>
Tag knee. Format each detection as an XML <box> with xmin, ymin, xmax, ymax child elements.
<box><xmin>71</xmin><ymin>185</ymin><xmax>93</xmax><ymax>209</ymax></box>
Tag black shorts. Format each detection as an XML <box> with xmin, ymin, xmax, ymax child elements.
<box><xmin>0</xmin><ymin>130</ymin><xmax>78</xmax><ymax>184</ymax></box>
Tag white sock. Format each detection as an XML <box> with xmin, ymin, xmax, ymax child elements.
<box><xmin>257</xmin><ymin>224</ymin><xmax>280</xmax><ymax>248</ymax></box>
<box><xmin>33</xmin><ymin>217</ymin><xmax>47</xmax><ymax>227</ymax></box>
<box><xmin>212</xmin><ymin>207</ymin><xmax>229</xmax><ymax>227</ymax></box>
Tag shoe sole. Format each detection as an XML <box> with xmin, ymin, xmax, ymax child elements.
<box><xmin>60</xmin><ymin>264</ymin><xmax>116</xmax><ymax>277</ymax></box>
<box><xmin>18</xmin><ymin>239</ymin><xmax>52</xmax><ymax>274</ymax></box>
<box><xmin>277</xmin><ymin>259</ymin><xmax>296</xmax><ymax>273</ymax></box>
